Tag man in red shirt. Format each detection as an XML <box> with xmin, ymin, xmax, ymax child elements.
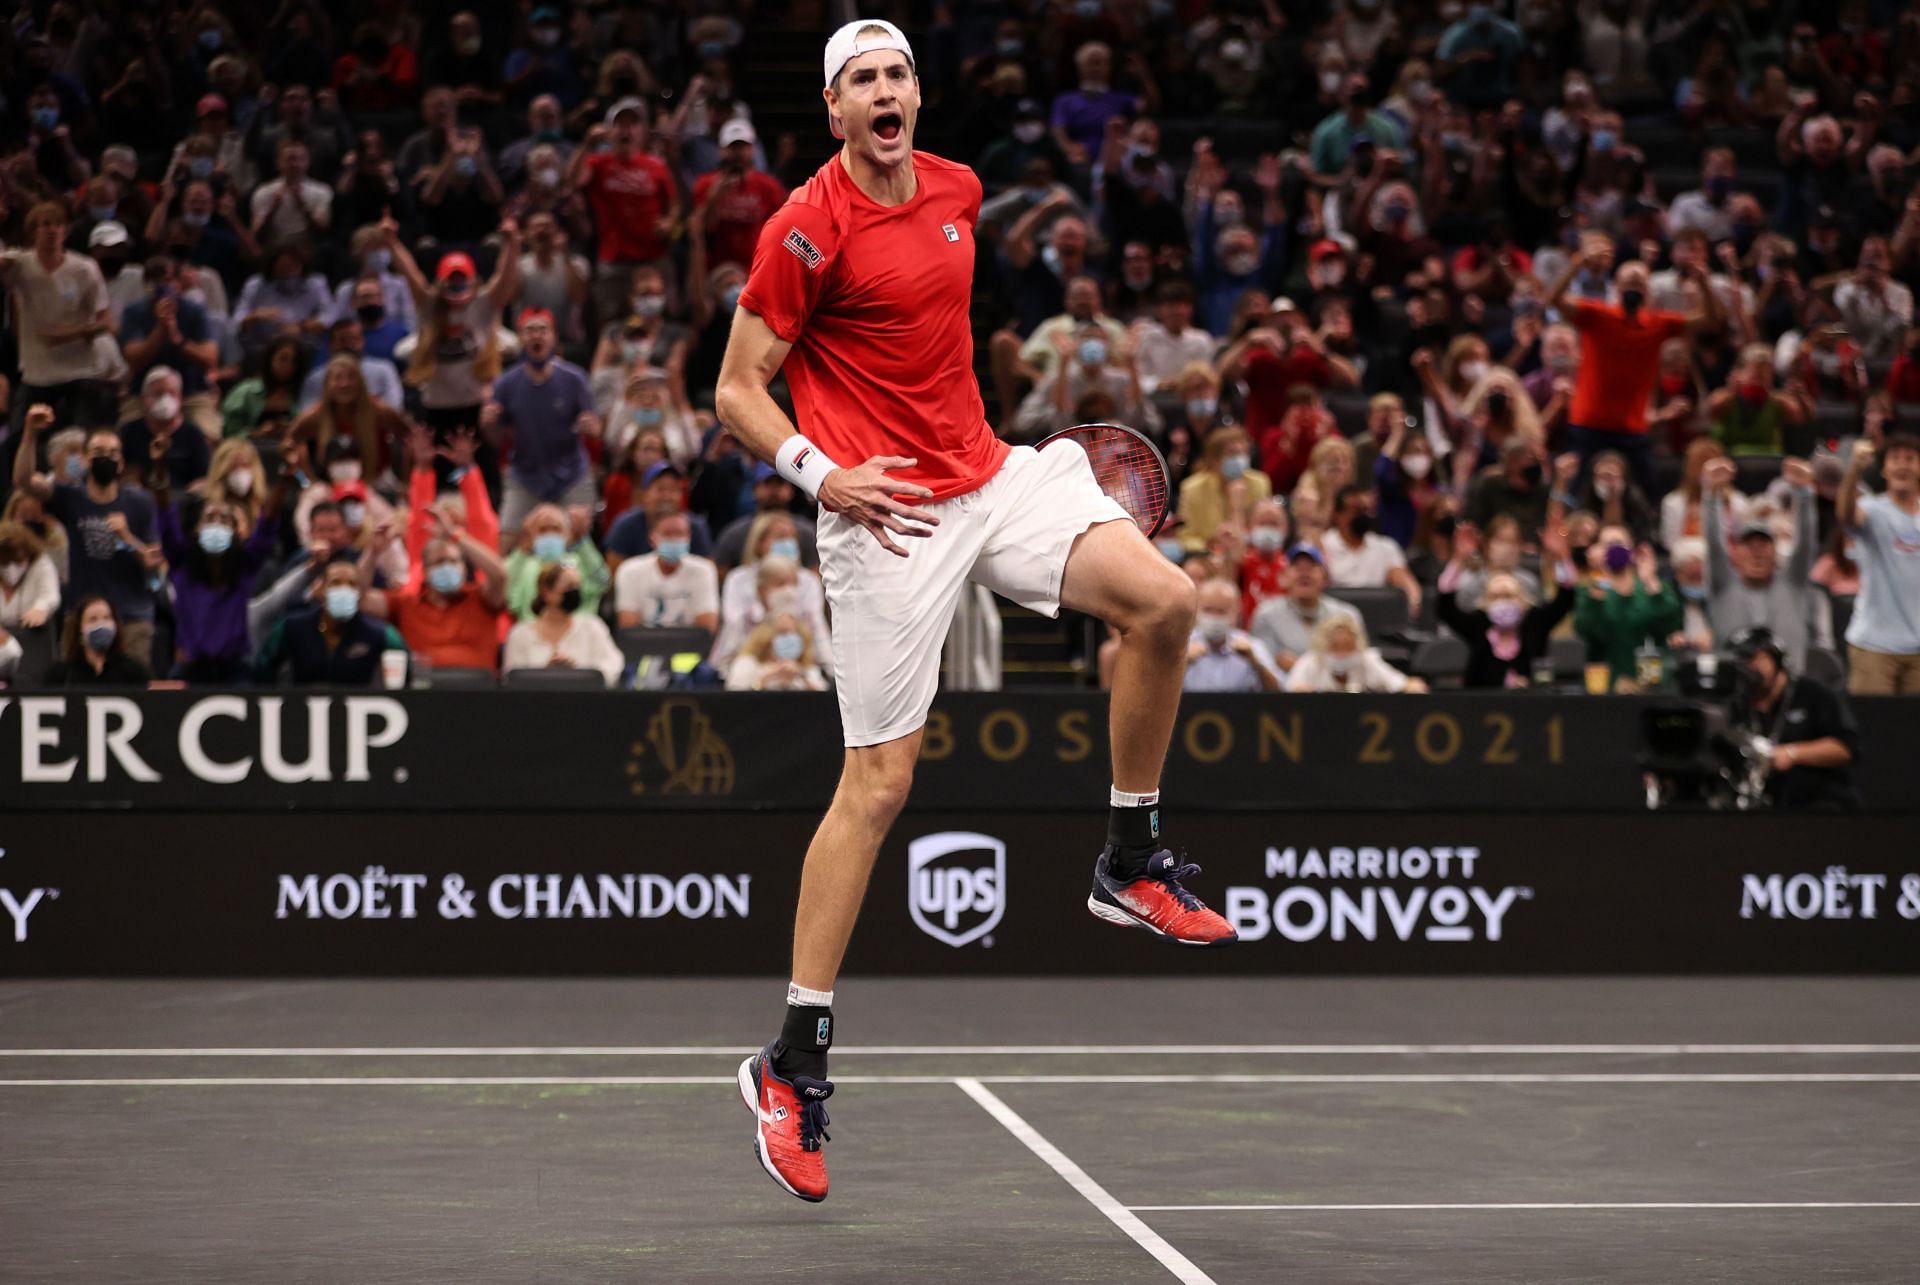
<box><xmin>1220</xmin><ymin>299</ymin><xmax>1359</xmax><ymax>452</ymax></box>
<box><xmin>691</xmin><ymin>120</ymin><xmax>789</xmax><ymax>273</ymax></box>
<box><xmin>1548</xmin><ymin>251</ymin><xmax>1722</xmax><ymax>499</ymax></box>
<box><xmin>716</xmin><ymin>18</ymin><xmax>1233</xmax><ymax>1204</ymax></box>
<box><xmin>564</xmin><ymin>97</ymin><xmax>681</xmax><ymax>328</ymax></box>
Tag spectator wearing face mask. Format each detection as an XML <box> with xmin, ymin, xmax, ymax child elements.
<box><xmin>1325</xmin><ymin>485</ymin><xmax>1423</xmax><ymax>616</ymax></box>
<box><xmin>0</xmin><ymin>520</ymin><xmax>60</xmax><ymax>678</ymax></box>
<box><xmin>1709</xmin><ymin>345</ymin><xmax>1810</xmax><ymax>457</ymax></box>
<box><xmin>1374</xmin><ymin>410</ymin><xmax>1442</xmax><ymax>549</ymax></box>
<box><xmin>13</xmin><ymin>407</ymin><xmax>162</xmax><ymax>667</ymax></box>
<box><xmin>297</xmin><ymin>318</ymin><xmax>406</xmax><ymax>412</ymax></box>
<box><xmin>1249</xmin><ymin>544</ymin><xmax>1360</xmax><ymax>673</ymax></box>
<box><xmin>1238</xmin><ymin>499</ymin><xmax>1291</xmax><ymax>621</ymax></box>
<box><xmin>1177</xmin><ymin>425</ymin><xmax>1270</xmax><ymax>557</ymax></box>
<box><xmin>727</xmin><ymin>611</ymin><xmax>829</xmax><ymax>692</ymax></box>
<box><xmin>1290</xmin><ymin>435</ymin><xmax>1357</xmax><ymax>536</ymax></box>
<box><xmin>712</xmin><ymin>531</ymin><xmax>833</xmax><ymax>669</ymax></box>
<box><xmin>45</xmin><ymin>596</ymin><xmax>152</xmax><ymax>687</ymax></box>
<box><xmin>605</xmin><ymin>461</ymin><xmax>717</xmax><ymax>572</ymax></box>
<box><xmin>1574</xmin><ymin>525</ymin><xmax>1682</xmax><ymax>689</ymax></box>
<box><xmin>1573</xmin><ymin>449</ymin><xmax>1658</xmax><ymax>546</ymax></box>
<box><xmin>253</xmin><ymin>555</ymin><xmax>406</xmax><ymax>687</ymax></box>
<box><xmin>1184</xmin><ymin>578</ymin><xmax>1282</xmax><ymax>692</ymax></box>
<box><xmin>507</xmin><ymin>502</ymin><xmax>609</xmax><ymax>623</ymax></box>
<box><xmin>234</xmin><ymin>242</ymin><xmax>332</xmax><ymax>352</ymax></box>
<box><xmin>614</xmin><ymin>511</ymin><xmax>720</xmax><ymax>632</ymax></box>
<box><xmin>506</xmin><ymin>562</ymin><xmax>624</xmax><ymax>685</ymax></box>
<box><xmin>330</xmin><ymin>226</ymin><xmax>419</xmax><ymax>336</ymax></box>
<box><xmin>120</xmin><ymin>367</ymin><xmax>212</xmax><ymax>493</ymax></box>
<box><xmin>149</xmin><ymin>433</ymin><xmax>300</xmax><ymax>682</ymax></box>
<box><xmin>1445</xmin><ymin>514</ymin><xmax>1542</xmax><ymax>609</ymax></box>
<box><xmin>1189</xmin><ymin>159</ymin><xmax>1290</xmax><ymax>337</ymax></box>
<box><xmin>1287</xmin><ymin>611</ymin><xmax>1425</xmax><ymax>693</ymax></box>
<box><xmin>368</xmin><ymin>520</ymin><xmax>507</xmax><ymax>674</ymax></box>
<box><xmin>1438</xmin><ymin>530</ymin><xmax>1577</xmax><ymax>689</ymax></box>
<box><xmin>1015</xmin><ymin>321</ymin><xmax>1155</xmax><ymax>439</ymax></box>
<box><xmin>1547</xmin><ymin>252</ymin><xmax>1724</xmax><ymax>500</ymax></box>
<box><xmin>1225</xmin><ymin>301</ymin><xmax>1359</xmax><ymax>475</ymax></box>
<box><xmin>250</xmin><ymin>142</ymin><xmax>332</xmax><ymax>248</ymax></box>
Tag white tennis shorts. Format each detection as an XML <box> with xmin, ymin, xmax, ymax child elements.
<box><xmin>818</xmin><ymin>441</ymin><xmax>1129</xmax><ymax>747</ymax></box>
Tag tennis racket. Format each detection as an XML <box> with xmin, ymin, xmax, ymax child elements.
<box><xmin>1036</xmin><ymin>422</ymin><xmax>1172</xmax><ymax>538</ymax></box>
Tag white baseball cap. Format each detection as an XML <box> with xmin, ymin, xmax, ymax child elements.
<box><xmin>718</xmin><ymin>118</ymin><xmax>757</xmax><ymax>148</ymax></box>
<box><xmin>822</xmin><ymin>18</ymin><xmax>914</xmax><ymax>139</ymax></box>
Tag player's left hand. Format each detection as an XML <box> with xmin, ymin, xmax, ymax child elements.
<box><xmin>819</xmin><ymin>455</ymin><xmax>940</xmax><ymax>558</ymax></box>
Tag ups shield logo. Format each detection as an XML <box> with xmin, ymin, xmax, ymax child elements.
<box><xmin>626</xmin><ymin>699</ymin><xmax>736</xmax><ymax>795</ymax></box>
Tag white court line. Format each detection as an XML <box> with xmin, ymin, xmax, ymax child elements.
<box><xmin>1128</xmin><ymin>1202</ymin><xmax>1920</xmax><ymax>1213</ymax></box>
<box><xmin>956</xmin><ymin>1077</ymin><xmax>1216</xmax><ymax>1285</ymax></box>
<box><xmin>4</xmin><ymin>1072</ymin><xmax>1920</xmax><ymax>1087</ymax></box>
<box><xmin>5</xmin><ymin>1043</ymin><xmax>1920</xmax><ymax>1057</ymax></box>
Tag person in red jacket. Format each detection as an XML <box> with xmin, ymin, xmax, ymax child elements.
<box><xmin>691</xmin><ymin>120</ymin><xmax>789</xmax><ymax>272</ymax></box>
<box><xmin>565</xmin><ymin>97</ymin><xmax>683</xmax><ymax>329</ymax></box>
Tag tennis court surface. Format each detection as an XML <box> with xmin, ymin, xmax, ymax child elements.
<box><xmin>4</xmin><ymin>976</ymin><xmax>1916</xmax><ymax>1283</ymax></box>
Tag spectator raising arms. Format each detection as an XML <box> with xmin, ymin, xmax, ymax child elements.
<box><xmin>1836</xmin><ymin>435</ymin><xmax>1920</xmax><ymax>695</ymax></box>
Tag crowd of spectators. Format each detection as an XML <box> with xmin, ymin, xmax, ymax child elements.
<box><xmin>0</xmin><ymin>0</ymin><xmax>1916</xmax><ymax>700</ymax></box>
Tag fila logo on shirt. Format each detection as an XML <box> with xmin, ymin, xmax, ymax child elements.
<box><xmin>783</xmin><ymin>226</ymin><xmax>824</xmax><ymax>270</ymax></box>
<box><xmin>941</xmin><ymin>223</ymin><xmax>958</xmax><ymax>242</ymax></box>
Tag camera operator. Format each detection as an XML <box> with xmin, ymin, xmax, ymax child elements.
<box><xmin>1727</xmin><ymin>626</ymin><xmax>1859</xmax><ymax>812</ymax></box>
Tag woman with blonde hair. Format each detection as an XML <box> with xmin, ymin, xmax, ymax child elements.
<box><xmin>2</xmin><ymin>492</ymin><xmax>69</xmax><ymax>583</ymax></box>
<box><xmin>204</xmin><ymin>438</ymin><xmax>268</xmax><ymax>529</ymax></box>
<box><xmin>0</xmin><ymin>520</ymin><xmax>60</xmax><ymax>679</ymax></box>
<box><xmin>1177</xmin><ymin>424</ymin><xmax>1272</xmax><ymax>555</ymax></box>
<box><xmin>1660</xmin><ymin>436</ymin><xmax>1748</xmax><ymax>550</ymax></box>
<box><xmin>1457</xmin><ymin>364</ymin><xmax>1543</xmax><ymax>462</ymax></box>
<box><xmin>386</xmin><ymin>215</ymin><xmax>520</xmax><ymax>446</ymax></box>
<box><xmin>1289</xmin><ymin>435</ymin><xmax>1356</xmax><ymax>533</ymax></box>
<box><xmin>726</xmin><ymin>612</ymin><xmax>828</xmax><ymax>692</ymax></box>
<box><xmin>1286</xmin><ymin>611</ymin><xmax>1426</xmax><ymax>693</ymax></box>
<box><xmin>291</xmin><ymin>355</ymin><xmax>407</xmax><ymax>481</ymax></box>
<box><xmin>711</xmin><ymin>528</ymin><xmax>833</xmax><ymax>671</ymax></box>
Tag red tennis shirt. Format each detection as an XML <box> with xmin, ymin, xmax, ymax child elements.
<box><xmin>739</xmin><ymin>150</ymin><xmax>1010</xmax><ymax>502</ymax></box>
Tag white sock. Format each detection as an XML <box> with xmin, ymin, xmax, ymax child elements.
<box><xmin>1110</xmin><ymin>786</ymin><xmax>1160</xmax><ymax>808</ymax></box>
<box><xmin>787</xmin><ymin>982</ymin><xmax>834</xmax><ymax>1007</ymax></box>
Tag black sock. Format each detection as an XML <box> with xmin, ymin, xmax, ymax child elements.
<box><xmin>774</xmin><ymin>1003</ymin><xmax>832</xmax><ymax>1080</ymax></box>
<box><xmin>1106</xmin><ymin>799</ymin><xmax>1161</xmax><ymax>880</ymax></box>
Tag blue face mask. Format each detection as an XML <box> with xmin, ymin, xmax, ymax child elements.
<box><xmin>721</xmin><ymin>284</ymin><xmax>744</xmax><ymax>311</ymax></box>
<box><xmin>768</xmin><ymin>537</ymin><xmax>800</xmax><ymax>563</ymax></box>
<box><xmin>325</xmin><ymin>586</ymin><xmax>360</xmax><ymax>620</ymax></box>
<box><xmin>1155</xmin><ymin>538</ymin><xmax>1186</xmax><ymax>565</ymax></box>
<box><xmin>189</xmin><ymin>156</ymin><xmax>215</xmax><ymax>178</ymax></box>
<box><xmin>30</xmin><ymin>107</ymin><xmax>59</xmax><ymax>131</ymax></box>
<box><xmin>1591</xmin><ymin>129</ymin><xmax>1617</xmax><ymax>153</ymax></box>
<box><xmin>1078</xmin><ymin>338</ymin><xmax>1109</xmax><ymax>366</ymax></box>
<box><xmin>85</xmin><ymin>623</ymin><xmax>117</xmax><ymax>652</ymax></box>
<box><xmin>88</xmin><ymin>205</ymin><xmax>115</xmax><ymax>222</ymax></box>
<box><xmin>198</xmin><ymin>28</ymin><xmax>223</xmax><ymax>49</ymax></box>
<box><xmin>64</xmin><ymin>454</ymin><xmax>87</xmax><ymax>481</ymax></box>
<box><xmin>428</xmin><ymin>562</ymin><xmax>465</xmax><ymax>594</ymax></box>
<box><xmin>634</xmin><ymin>406</ymin><xmax>665</xmax><ymax>427</ymax></box>
<box><xmin>532</xmin><ymin>533</ymin><xmax>568</xmax><ymax>562</ymax></box>
<box><xmin>364</xmin><ymin>248</ymin><xmax>392</xmax><ymax>273</ymax></box>
<box><xmin>1221</xmin><ymin>453</ymin><xmax>1250</xmax><ymax>480</ymax></box>
<box><xmin>182</xmin><ymin>211</ymin><xmax>211</xmax><ymax>229</ymax></box>
<box><xmin>1186</xmin><ymin>397</ymin><xmax>1217</xmax><ymax>422</ymax></box>
<box><xmin>454</xmin><ymin>157</ymin><xmax>479</xmax><ymax>179</ymax></box>
<box><xmin>772</xmin><ymin>631</ymin><xmax>805</xmax><ymax>661</ymax></box>
<box><xmin>655</xmin><ymin>539</ymin><xmax>690</xmax><ymax>564</ymax></box>
<box><xmin>197</xmin><ymin>524</ymin><xmax>234</xmax><ymax>555</ymax></box>
<box><xmin>1250</xmin><ymin>527</ymin><xmax>1285</xmax><ymax>553</ymax></box>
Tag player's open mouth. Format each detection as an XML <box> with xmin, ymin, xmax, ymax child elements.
<box><xmin>872</xmin><ymin>112</ymin><xmax>903</xmax><ymax>142</ymax></box>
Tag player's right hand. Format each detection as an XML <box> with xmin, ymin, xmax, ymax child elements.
<box><xmin>819</xmin><ymin>455</ymin><xmax>939</xmax><ymax>558</ymax></box>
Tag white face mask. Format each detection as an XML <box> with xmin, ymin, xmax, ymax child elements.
<box><xmin>226</xmin><ymin>467</ymin><xmax>255</xmax><ymax>496</ymax></box>
<box><xmin>151</xmin><ymin>393</ymin><xmax>182</xmax><ymax>421</ymax></box>
<box><xmin>763</xmin><ymin>586</ymin><xmax>799</xmax><ymax>615</ymax></box>
<box><xmin>329</xmin><ymin>461</ymin><xmax>363</xmax><ymax>484</ymax></box>
<box><xmin>1459</xmin><ymin>360</ymin><xmax>1488</xmax><ymax>384</ymax></box>
<box><xmin>0</xmin><ymin>562</ymin><xmax>26</xmax><ymax>587</ymax></box>
<box><xmin>1325</xmin><ymin>653</ymin><xmax>1357</xmax><ymax>679</ymax></box>
<box><xmin>1401</xmin><ymin>454</ymin><xmax>1432</xmax><ymax>480</ymax></box>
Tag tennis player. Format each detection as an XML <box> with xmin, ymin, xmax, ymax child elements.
<box><xmin>716</xmin><ymin>19</ymin><xmax>1235</xmax><ymax>1203</ymax></box>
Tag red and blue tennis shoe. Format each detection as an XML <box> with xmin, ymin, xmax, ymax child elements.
<box><xmin>738</xmin><ymin>1041</ymin><xmax>834</xmax><ymax>1202</ymax></box>
<box><xmin>1088</xmin><ymin>848</ymin><xmax>1238</xmax><ymax>946</ymax></box>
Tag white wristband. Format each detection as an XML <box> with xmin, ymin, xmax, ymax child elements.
<box><xmin>774</xmin><ymin>435</ymin><xmax>842</xmax><ymax>503</ymax></box>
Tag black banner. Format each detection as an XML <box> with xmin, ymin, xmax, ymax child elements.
<box><xmin>3</xmin><ymin>812</ymin><xmax>1915</xmax><ymax>975</ymax></box>
<box><xmin>2</xmin><ymin>691</ymin><xmax>1911</xmax><ymax>814</ymax></box>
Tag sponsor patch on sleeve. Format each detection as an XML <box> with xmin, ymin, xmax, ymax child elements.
<box><xmin>783</xmin><ymin>226</ymin><xmax>825</xmax><ymax>270</ymax></box>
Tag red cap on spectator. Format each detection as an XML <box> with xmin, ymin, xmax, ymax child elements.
<box><xmin>331</xmin><ymin>481</ymin><xmax>369</xmax><ymax>503</ymax></box>
<box><xmin>435</xmin><ymin>252</ymin><xmax>477</xmax><ymax>282</ymax></box>
<box><xmin>196</xmin><ymin>93</ymin><xmax>229</xmax><ymax>118</ymax></box>
<box><xmin>518</xmin><ymin>306</ymin><xmax>555</xmax><ymax>329</ymax></box>
<box><xmin>1308</xmin><ymin>239</ymin><xmax>1347</xmax><ymax>263</ymax></box>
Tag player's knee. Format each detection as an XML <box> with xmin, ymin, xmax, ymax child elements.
<box><xmin>844</xmin><ymin>745</ymin><xmax>917</xmax><ymax>819</ymax></box>
<box><xmin>1144</xmin><ymin>571</ymin><xmax>1198</xmax><ymax>639</ymax></box>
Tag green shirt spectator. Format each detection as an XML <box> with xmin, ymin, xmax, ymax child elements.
<box><xmin>1574</xmin><ymin>556</ymin><xmax>1684</xmax><ymax>688</ymax></box>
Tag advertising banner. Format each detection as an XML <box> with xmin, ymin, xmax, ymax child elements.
<box><xmin>0</xmin><ymin>689</ymin><xmax>1832</xmax><ymax>813</ymax></box>
<box><xmin>4</xmin><ymin>812</ymin><xmax>1914</xmax><ymax>975</ymax></box>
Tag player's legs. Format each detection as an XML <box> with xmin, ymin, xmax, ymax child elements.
<box><xmin>1057</xmin><ymin>519</ymin><xmax>1196</xmax><ymax>794</ymax></box>
<box><xmin>790</xmin><ymin>730</ymin><xmax>923</xmax><ymax>992</ymax></box>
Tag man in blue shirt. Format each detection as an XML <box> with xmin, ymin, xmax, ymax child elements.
<box><xmin>1436</xmin><ymin>4</ymin><xmax>1524</xmax><ymax>110</ymax></box>
<box><xmin>119</xmin><ymin>257</ymin><xmax>221</xmax><ymax>438</ymax></box>
<box><xmin>486</xmin><ymin>308</ymin><xmax>601</xmax><ymax>538</ymax></box>
<box><xmin>605</xmin><ymin>460</ymin><xmax>716</xmax><ymax>572</ymax></box>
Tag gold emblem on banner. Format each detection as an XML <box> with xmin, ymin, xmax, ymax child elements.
<box><xmin>626</xmin><ymin>699</ymin><xmax>736</xmax><ymax>795</ymax></box>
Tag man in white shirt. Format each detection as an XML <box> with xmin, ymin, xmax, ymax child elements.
<box><xmin>1322</xmin><ymin>485</ymin><xmax>1422</xmax><ymax>615</ymax></box>
<box><xmin>1130</xmin><ymin>281</ymin><xmax>1215</xmax><ymax>394</ymax></box>
<box><xmin>1666</xmin><ymin>147</ymin><xmax>1737</xmax><ymax>243</ymax></box>
<box><xmin>613</xmin><ymin>511</ymin><xmax>719</xmax><ymax>631</ymax></box>
<box><xmin>250</xmin><ymin>140</ymin><xmax>332</xmax><ymax>246</ymax></box>
<box><xmin>0</xmin><ymin>201</ymin><xmax>119</xmax><ymax>449</ymax></box>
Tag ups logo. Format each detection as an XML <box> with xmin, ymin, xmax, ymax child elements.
<box><xmin>625</xmin><ymin>699</ymin><xmax>736</xmax><ymax>795</ymax></box>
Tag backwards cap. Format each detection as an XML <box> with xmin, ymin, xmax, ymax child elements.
<box><xmin>822</xmin><ymin>19</ymin><xmax>914</xmax><ymax>140</ymax></box>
